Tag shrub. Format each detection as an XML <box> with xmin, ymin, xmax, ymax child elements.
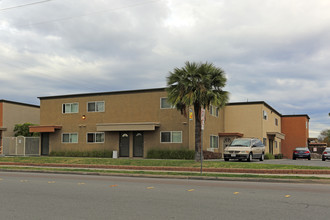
<box><xmin>275</xmin><ymin>154</ymin><xmax>283</xmax><ymax>159</ymax></box>
<box><xmin>147</xmin><ymin>149</ymin><xmax>194</xmax><ymax>159</ymax></box>
<box><xmin>264</xmin><ymin>153</ymin><xmax>275</xmax><ymax>160</ymax></box>
<box><xmin>50</xmin><ymin>150</ymin><xmax>113</xmax><ymax>158</ymax></box>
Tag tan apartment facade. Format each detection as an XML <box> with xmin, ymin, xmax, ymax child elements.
<box><xmin>30</xmin><ymin>88</ymin><xmax>223</xmax><ymax>157</ymax></box>
<box><xmin>0</xmin><ymin>100</ymin><xmax>40</xmax><ymax>152</ymax></box>
<box><xmin>219</xmin><ymin>102</ymin><xmax>285</xmax><ymax>156</ymax></box>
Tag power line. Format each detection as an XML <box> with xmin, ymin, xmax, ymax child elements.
<box><xmin>13</xmin><ymin>0</ymin><xmax>162</xmax><ymax>28</ymax></box>
<box><xmin>0</xmin><ymin>0</ymin><xmax>54</xmax><ymax>11</ymax></box>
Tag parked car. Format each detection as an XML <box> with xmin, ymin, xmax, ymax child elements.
<box><xmin>322</xmin><ymin>148</ymin><xmax>330</xmax><ymax>161</ymax></box>
<box><xmin>224</xmin><ymin>138</ymin><xmax>265</xmax><ymax>162</ymax></box>
<box><xmin>292</xmin><ymin>147</ymin><xmax>311</xmax><ymax>160</ymax></box>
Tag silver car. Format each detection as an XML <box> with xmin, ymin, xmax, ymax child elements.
<box><xmin>224</xmin><ymin>138</ymin><xmax>265</xmax><ymax>162</ymax></box>
<box><xmin>322</xmin><ymin>148</ymin><xmax>330</xmax><ymax>161</ymax></box>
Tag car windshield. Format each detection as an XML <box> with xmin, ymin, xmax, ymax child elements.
<box><xmin>230</xmin><ymin>139</ymin><xmax>251</xmax><ymax>147</ymax></box>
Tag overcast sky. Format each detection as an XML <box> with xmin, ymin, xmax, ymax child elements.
<box><xmin>1</xmin><ymin>0</ymin><xmax>329</xmax><ymax>137</ymax></box>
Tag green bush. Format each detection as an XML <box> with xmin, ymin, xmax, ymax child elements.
<box><xmin>264</xmin><ymin>153</ymin><xmax>275</xmax><ymax>160</ymax></box>
<box><xmin>147</xmin><ymin>149</ymin><xmax>194</xmax><ymax>159</ymax></box>
<box><xmin>50</xmin><ymin>150</ymin><xmax>113</xmax><ymax>158</ymax></box>
<box><xmin>275</xmin><ymin>154</ymin><xmax>283</xmax><ymax>159</ymax></box>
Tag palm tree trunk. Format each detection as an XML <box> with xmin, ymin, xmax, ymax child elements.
<box><xmin>194</xmin><ymin>104</ymin><xmax>201</xmax><ymax>161</ymax></box>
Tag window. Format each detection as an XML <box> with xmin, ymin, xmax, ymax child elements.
<box><xmin>63</xmin><ymin>103</ymin><xmax>78</xmax><ymax>113</ymax></box>
<box><xmin>160</xmin><ymin>97</ymin><xmax>173</xmax><ymax>109</ymax></box>
<box><xmin>263</xmin><ymin>138</ymin><xmax>267</xmax><ymax>146</ymax></box>
<box><xmin>88</xmin><ymin>101</ymin><xmax>105</xmax><ymax>112</ymax></box>
<box><xmin>275</xmin><ymin>118</ymin><xmax>278</xmax><ymax>126</ymax></box>
<box><xmin>263</xmin><ymin>110</ymin><xmax>268</xmax><ymax>120</ymax></box>
<box><xmin>210</xmin><ymin>105</ymin><xmax>219</xmax><ymax>117</ymax></box>
<box><xmin>87</xmin><ymin>132</ymin><xmax>105</xmax><ymax>143</ymax></box>
<box><xmin>160</xmin><ymin>131</ymin><xmax>182</xmax><ymax>143</ymax></box>
<box><xmin>275</xmin><ymin>141</ymin><xmax>278</xmax><ymax>148</ymax></box>
<box><xmin>62</xmin><ymin>133</ymin><xmax>78</xmax><ymax>143</ymax></box>
<box><xmin>210</xmin><ymin>135</ymin><xmax>219</xmax><ymax>148</ymax></box>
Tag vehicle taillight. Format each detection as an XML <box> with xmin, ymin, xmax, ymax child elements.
<box><xmin>293</xmin><ymin>151</ymin><xmax>298</xmax><ymax>153</ymax></box>
<box><xmin>324</xmin><ymin>152</ymin><xmax>328</xmax><ymax>154</ymax></box>
<box><xmin>304</xmin><ymin>151</ymin><xmax>310</xmax><ymax>154</ymax></box>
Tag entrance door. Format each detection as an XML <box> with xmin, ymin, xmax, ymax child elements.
<box><xmin>133</xmin><ymin>132</ymin><xmax>144</xmax><ymax>157</ymax></box>
<box><xmin>269</xmin><ymin>139</ymin><xmax>273</xmax><ymax>155</ymax></box>
<box><xmin>119</xmin><ymin>132</ymin><xmax>129</xmax><ymax>157</ymax></box>
<box><xmin>41</xmin><ymin>133</ymin><xmax>49</xmax><ymax>155</ymax></box>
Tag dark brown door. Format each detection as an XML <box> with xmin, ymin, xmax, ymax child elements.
<box><xmin>133</xmin><ymin>132</ymin><xmax>144</xmax><ymax>157</ymax></box>
<box><xmin>119</xmin><ymin>132</ymin><xmax>129</xmax><ymax>157</ymax></box>
<box><xmin>41</xmin><ymin>133</ymin><xmax>49</xmax><ymax>155</ymax></box>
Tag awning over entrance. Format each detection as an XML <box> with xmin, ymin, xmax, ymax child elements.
<box><xmin>96</xmin><ymin>122</ymin><xmax>160</xmax><ymax>132</ymax></box>
<box><xmin>267</xmin><ymin>132</ymin><xmax>285</xmax><ymax>140</ymax></box>
<box><xmin>29</xmin><ymin>125</ymin><xmax>62</xmax><ymax>133</ymax></box>
<box><xmin>218</xmin><ymin>132</ymin><xmax>243</xmax><ymax>137</ymax></box>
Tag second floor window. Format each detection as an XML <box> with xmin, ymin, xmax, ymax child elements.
<box><xmin>63</xmin><ymin>103</ymin><xmax>78</xmax><ymax>113</ymax></box>
<box><xmin>160</xmin><ymin>97</ymin><xmax>173</xmax><ymax>109</ymax></box>
<box><xmin>88</xmin><ymin>101</ymin><xmax>105</xmax><ymax>112</ymax></box>
<box><xmin>210</xmin><ymin>105</ymin><xmax>219</xmax><ymax>117</ymax></box>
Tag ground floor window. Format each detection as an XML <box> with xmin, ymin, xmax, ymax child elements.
<box><xmin>87</xmin><ymin>132</ymin><xmax>105</xmax><ymax>143</ymax></box>
<box><xmin>62</xmin><ymin>133</ymin><xmax>78</xmax><ymax>143</ymax></box>
<box><xmin>210</xmin><ymin>135</ymin><xmax>219</xmax><ymax>148</ymax></box>
<box><xmin>160</xmin><ymin>131</ymin><xmax>182</xmax><ymax>143</ymax></box>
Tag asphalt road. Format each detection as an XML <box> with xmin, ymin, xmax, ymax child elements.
<box><xmin>1</xmin><ymin>171</ymin><xmax>330</xmax><ymax>220</ymax></box>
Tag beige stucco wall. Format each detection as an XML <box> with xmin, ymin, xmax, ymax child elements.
<box><xmin>222</xmin><ymin>103</ymin><xmax>283</xmax><ymax>155</ymax></box>
<box><xmin>40</xmin><ymin>90</ymin><xmax>193</xmax><ymax>157</ymax></box>
<box><xmin>2</xmin><ymin>102</ymin><xmax>40</xmax><ymax>138</ymax></box>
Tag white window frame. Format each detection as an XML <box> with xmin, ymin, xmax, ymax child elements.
<box><xmin>160</xmin><ymin>97</ymin><xmax>174</xmax><ymax>109</ymax></box>
<box><xmin>210</xmin><ymin>135</ymin><xmax>219</xmax><ymax>148</ymax></box>
<box><xmin>87</xmin><ymin>132</ymin><xmax>105</xmax><ymax>143</ymax></box>
<box><xmin>62</xmin><ymin>103</ymin><xmax>79</xmax><ymax>114</ymax></box>
<box><xmin>62</xmin><ymin>133</ymin><xmax>78</xmax><ymax>143</ymax></box>
<box><xmin>160</xmin><ymin>131</ymin><xmax>182</xmax><ymax>143</ymax></box>
<box><xmin>87</xmin><ymin>101</ymin><xmax>105</xmax><ymax>113</ymax></box>
<box><xmin>263</xmin><ymin>110</ymin><xmax>268</xmax><ymax>120</ymax></box>
<box><xmin>210</xmin><ymin>105</ymin><xmax>219</xmax><ymax>117</ymax></box>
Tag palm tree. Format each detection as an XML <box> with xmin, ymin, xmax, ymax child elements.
<box><xmin>167</xmin><ymin>61</ymin><xmax>229</xmax><ymax>161</ymax></box>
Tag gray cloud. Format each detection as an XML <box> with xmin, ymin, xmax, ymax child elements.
<box><xmin>1</xmin><ymin>0</ymin><xmax>329</xmax><ymax>137</ymax></box>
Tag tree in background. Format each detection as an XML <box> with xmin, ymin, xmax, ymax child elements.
<box><xmin>14</xmin><ymin>123</ymin><xmax>39</xmax><ymax>137</ymax></box>
<box><xmin>167</xmin><ymin>61</ymin><xmax>229</xmax><ymax>161</ymax></box>
<box><xmin>319</xmin><ymin>129</ymin><xmax>330</xmax><ymax>146</ymax></box>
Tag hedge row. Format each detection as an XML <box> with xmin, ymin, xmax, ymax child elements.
<box><xmin>50</xmin><ymin>150</ymin><xmax>113</xmax><ymax>158</ymax></box>
<box><xmin>147</xmin><ymin>149</ymin><xmax>194</xmax><ymax>160</ymax></box>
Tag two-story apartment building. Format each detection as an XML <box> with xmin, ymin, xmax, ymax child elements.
<box><xmin>30</xmin><ymin>88</ymin><xmax>223</xmax><ymax>157</ymax></box>
<box><xmin>29</xmin><ymin>88</ymin><xmax>310</xmax><ymax>158</ymax></box>
<box><xmin>218</xmin><ymin>102</ymin><xmax>285</xmax><ymax>155</ymax></box>
<box><xmin>0</xmin><ymin>100</ymin><xmax>40</xmax><ymax>153</ymax></box>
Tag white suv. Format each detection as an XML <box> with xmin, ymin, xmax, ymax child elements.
<box><xmin>224</xmin><ymin>138</ymin><xmax>265</xmax><ymax>162</ymax></box>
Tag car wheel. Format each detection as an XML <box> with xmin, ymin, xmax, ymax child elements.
<box><xmin>322</xmin><ymin>157</ymin><xmax>326</xmax><ymax>161</ymax></box>
<box><xmin>308</xmin><ymin>157</ymin><xmax>311</xmax><ymax>160</ymax></box>
<box><xmin>247</xmin><ymin>153</ymin><xmax>252</xmax><ymax>162</ymax></box>
<box><xmin>224</xmin><ymin>158</ymin><xmax>229</xmax><ymax>161</ymax></box>
<box><xmin>259</xmin><ymin>153</ymin><xmax>264</xmax><ymax>161</ymax></box>
<box><xmin>293</xmin><ymin>157</ymin><xmax>296</xmax><ymax>160</ymax></box>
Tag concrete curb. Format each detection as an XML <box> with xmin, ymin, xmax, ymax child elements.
<box><xmin>1</xmin><ymin>162</ymin><xmax>330</xmax><ymax>175</ymax></box>
<box><xmin>1</xmin><ymin>168</ymin><xmax>330</xmax><ymax>184</ymax></box>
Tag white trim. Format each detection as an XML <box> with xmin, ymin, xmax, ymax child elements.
<box><xmin>61</xmin><ymin>133</ymin><xmax>78</xmax><ymax>143</ymax></box>
<box><xmin>160</xmin><ymin>131</ymin><xmax>182</xmax><ymax>143</ymax></box>
<box><xmin>87</xmin><ymin>132</ymin><xmax>105</xmax><ymax>143</ymax></box>
<box><xmin>62</xmin><ymin>102</ymin><xmax>79</xmax><ymax>114</ymax></box>
<box><xmin>87</xmin><ymin>101</ymin><xmax>105</xmax><ymax>113</ymax></box>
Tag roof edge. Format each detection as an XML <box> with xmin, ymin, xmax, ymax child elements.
<box><xmin>282</xmin><ymin>114</ymin><xmax>310</xmax><ymax>120</ymax></box>
<box><xmin>38</xmin><ymin>87</ymin><xmax>167</xmax><ymax>100</ymax></box>
<box><xmin>0</xmin><ymin>99</ymin><xmax>39</xmax><ymax>108</ymax></box>
<box><xmin>227</xmin><ymin>101</ymin><xmax>282</xmax><ymax>116</ymax></box>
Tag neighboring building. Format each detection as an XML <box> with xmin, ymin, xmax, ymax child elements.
<box><xmin>281</xmin><ymin>115</ymin><xmax>310</xmax><ymax>159</ymax></box>
<box><xmin>30</xmin><ymin>88</ymin><xmax>223</xmax><ymax>157</ymax></box>
<box><xmin>0</xmin><ymin>100</ymin><xmax>40</xmax><ymax>153</ymax></box>
<box><xmin>29</xmin><ymin>88</ymin><xmax>309</xmax><ymax>158</ymax></box>
<box><xmin>219</xmin><ymin>102</ymin><xmax>285</xmax><ymax>156</ymax></box>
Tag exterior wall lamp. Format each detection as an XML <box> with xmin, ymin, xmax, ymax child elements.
<box><xmin>82</xmin><ymin>115</ymin><xmax>86</xmax><ymax>120</ymax></box>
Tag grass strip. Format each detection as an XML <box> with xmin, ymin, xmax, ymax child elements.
<box><xmin>0</xmin><ymin>166</ymin><xmax>329</xmax><ymax>180</ymax></box>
